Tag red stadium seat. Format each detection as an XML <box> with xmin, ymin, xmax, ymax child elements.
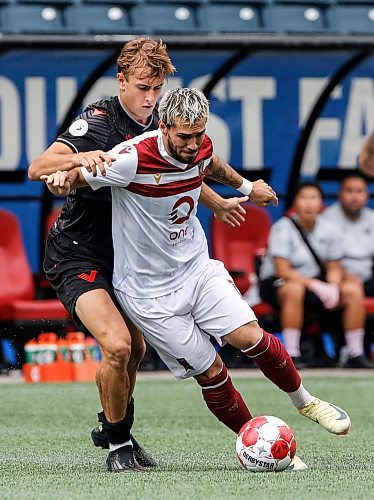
<box><xmin>364</xmin><ymin>297</ymin><xmax>374</xmax><ymax>315</ymax></box>
<box><xmin>0</xmin><ymin>208</ymin><xmax>69</xmax><ymax>330</ymax></box>
<box><xmin>211</xmin><ymin>203</ymin><xmax>272</xmax><ymax>295</ymax></box>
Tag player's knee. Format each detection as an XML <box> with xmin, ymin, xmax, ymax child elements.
<box><xmin>241</xmin><ymin>321</ymin><xmax>263</xmax><ymax>349</ymax></box>
<box><xmin>103</xmin><ymin>338</ymin><xmax>131</xmax><ymax>370</ymax></box>
<box><xmin>195</xmin><ymin>354</ymin><xmax>223</xmax><ymax>382</ymax></box>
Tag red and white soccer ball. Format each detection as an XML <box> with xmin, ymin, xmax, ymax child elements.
<box><xmin>236</xmin><ymin>415</ymin><xmax>297</xmax><ymax>472</ymax></box>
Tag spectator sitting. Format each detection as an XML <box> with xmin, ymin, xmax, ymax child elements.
<box><xmin>259</xmin><ymin>181</ymin><xmax>371</xmax><ymax>369</ymax></box>
<box><xmin>322</xmin><ymin>174</ymin><xmax>374</xmax><ymax>297</ymax></box>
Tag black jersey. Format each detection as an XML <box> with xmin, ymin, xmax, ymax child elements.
<box><xmin>52</xmin><ymin>96</ymin><xmax>159</xmax><ymax>268</ymax></box>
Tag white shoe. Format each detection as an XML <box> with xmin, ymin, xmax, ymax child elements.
<box><xmin>285</xmin><ymin>455</ymin><xmax>308</xmax><ymax>472</ymax></box>
<box><xmin>298</xmin><ymin>398</ymin><xmax>351</xmax><ymax>435</ymax></box>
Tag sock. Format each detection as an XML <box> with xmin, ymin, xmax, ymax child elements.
<box><xmin>287</xmin><ymin>383</ymin><xmax>314</xmax><ymax>409</ymax></box>
<box><xmin>243</xmin><ymin>330</ymin><xmax>301</xmax><ymax>393</ymax></box>
<box><xmin>198</xmin><ymin>364</ymin><xmax>252</xmax><ymax>433</ymax></box>
<box><xmin>282</xmin><ymin>328</ymin><xmax>301</xmax><ymax>358</ymax></box>
<box><xmin>98</xmin><ymin>398</ymin><xmax>134</xmax><ymax>444</ymax></box>
<box><xmin>109</xmin><ymin>440</ymin><xmax>132</xmax><ymax>452</ymax></box>
<box><xmin>98</xmin><ymin>411</ymin><xmax>131</xmax><ymax>445</ymax></box>
<box><xmin>344</xmin><ymin>329</ymin><xmax>365</xmax><ymax>357</ymax></box>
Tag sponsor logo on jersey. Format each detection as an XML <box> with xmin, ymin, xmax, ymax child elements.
<box><xmin>153</xmin><ymin>173</ymin><xmax>162</xmax><ymax>185</ymax></box>
<box><xmin>168</xmin><ymin>196</ymin><xmax>194</xmax><ymax>225</ymax></box>
<box><xmin>77</xmin><ymin>270</ymin><xmax>98</xmax><ymax>283</ymax></box>
<box><xmin>124</xmin><ymin>133</ymin><xmax>133</xmax><ymax>141</ymax></box>
<box><xmin>69</xmin><ymin>119</ymin><xmax>89</xmax><ymax>137</ymax></box>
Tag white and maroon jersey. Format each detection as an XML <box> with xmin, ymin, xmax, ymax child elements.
<box><xmin>82</xmin><ymin>129</ymin><xmax>213</xmax><ymax>298</ymax></box>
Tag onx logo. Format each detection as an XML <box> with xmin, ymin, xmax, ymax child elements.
<box><xmin>168</xmin><ymin>196</ymin><xmax>194</xmax><ymax>225</ymax></box>
<box><xmin>168</xmin><ymin>196</ymin><xmax>194</xmax><ymax>242</ymax></box>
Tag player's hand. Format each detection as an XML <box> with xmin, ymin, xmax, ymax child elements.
<box><xmin>41</xmin><ymin>170</ymin><xmax>71</xmax><ymax>196</ymax></box>
<box><xmin>214</xmin><ymin>196</ymin><xmax>248</xmax><ymax>227</ymax></box>
<box><xmin>249</xmin><ymin>179</ymin><xmax>278</xmax><ymax>208</ymax></box>
<box><xmin>74</xmin><ymin>150</ymin><xmax>115</xmax><ymax>177</ymax></box>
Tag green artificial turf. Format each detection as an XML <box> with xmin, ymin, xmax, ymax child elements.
<box><xmin>0</xmin><ymin>374</ymin><xmax>373</xmax><ymax>499</ymax></box>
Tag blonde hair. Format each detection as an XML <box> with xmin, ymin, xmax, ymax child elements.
<box><xmin>117</xmin><ymin>37</ymin><xmax>175</xmax><ymax>80</ymax></box>
<box><xmin>159</xmin><ymin>87</ymin><xmax>209</xmax><ymax>127</ymax></box>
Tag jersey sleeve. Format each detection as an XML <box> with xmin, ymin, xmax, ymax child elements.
<box><xmin>56</xmin><ymin>108</ymin><xmax>112</xmax><ymax>152</ymax></box>
<box><xmin>81</xmin><ymin>144</ymin><xmax>138</xmax><ymax>190</ymax></box>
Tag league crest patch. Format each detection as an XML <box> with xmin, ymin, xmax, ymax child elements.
<box><xmin>69</xmin><ymin>119</ymin><xmax>88</xmax><ymax>137</ymax></box>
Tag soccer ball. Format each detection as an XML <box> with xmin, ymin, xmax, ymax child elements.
<box><xmin>236</xmin><ymin>415</ymin><xmax>296</xmax><ymax>472</ymax></box>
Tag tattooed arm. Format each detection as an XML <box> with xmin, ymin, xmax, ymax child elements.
<box><xmin>206</xmin><ymin>153</ymin><xmax>278</xmax><ymax>207</ymax></box>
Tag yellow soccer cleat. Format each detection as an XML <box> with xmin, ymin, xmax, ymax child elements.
<box><xmin>298</xmin><ymin>398</ymin><xmax>351</xmax><ymax>435</ymax></box>
<box><xmin>285</xmin><ymin>455</ymin><xmax>308</xmax><ymax>472</ymax></box>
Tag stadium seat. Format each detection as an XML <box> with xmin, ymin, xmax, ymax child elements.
<box><xmin>196</xmin><ymin>5</ymin><xmax>262</xmax><ymax>32</ymax></box>
<box><xmin>262</xmin><ymin>4</ymin><xmax>326</xmax><ymax>32</ymax></box>
<box><xmin>130</xmin><ymin>5</ymin><xmax>196</xmax><ymax>34</ymax></box>
<box><xmin>1</xmin><ymin>5</ymin><xmax>66</xmax><ymax>33</ymax></box>
<box><xmin>64</xmin><ymin>5</ymin><xmax>131</xmax><ymax>33</ymax></box>
<box><xmin>206</xmin><ymin>0</ymin><xmax>268</xmax><ymax>4</ymax></box>
<box><xmin>273</xmin><ymin>0</ymin><xmax>333</xmax><ymax>4</ymax></box>
<box><xmin>211</xmin><ymin>203</ymin><xmax>272</xmax><ymax>294</ymax></box>
<box><xmin>326</xmin><ymin>5</ymin><xmax>374</xmax><ymax>34</ymax></box>
<box><xmin>0</xmin><ymin>208</ymin><xmax>69</xmax><ymax>331</ymax></box>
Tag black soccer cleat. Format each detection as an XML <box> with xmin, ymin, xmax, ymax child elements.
<box><xmin>131</xmin><ymin>434</ymin><xmax>157</xmax><ymax>468</ymax></box>
<box><xmin>106</xmin><ymin>445</ymin><xmax>145</xmax><ymax>473</ymax></box>
<box><xmin>92</xmin><ymin>426</ymin><xmax>157</xmax><ymax>467</ymax></box>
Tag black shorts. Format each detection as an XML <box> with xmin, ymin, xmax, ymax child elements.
<box><xmin>43</xmin><ymin>233</ymin><xmax>120</xmax><ymax>327</ymax></box>
<box><xmin>259</xmin><ymin>277</ymin><xmax>325</xmax><ymax>311</ymax></box>
<box><xmin>364</xmin><ymin>277</ymin><xmax>374</xmax><ymax>297</ymax></box>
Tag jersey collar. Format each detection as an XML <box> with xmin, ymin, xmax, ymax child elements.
<box><xmin>117</xmin><ymin>95</ymin><xmax>154</xmax><ymax>131</ymax></box>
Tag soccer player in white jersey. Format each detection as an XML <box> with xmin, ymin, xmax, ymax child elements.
<box><xmin>42</xmin><ymin>87</ymin><xmax>352</xmax><ymax>470</ymax></box>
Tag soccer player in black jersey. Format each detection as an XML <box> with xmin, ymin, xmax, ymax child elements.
<box><xmin>29</xmin><ymin>38</ymin><xmax>277</xmax><ymax>473</ymax></box>
<box><xmin>29</xmin><ymin>38</ymin><xmax>175</xmax><ymax>473</ymax></box>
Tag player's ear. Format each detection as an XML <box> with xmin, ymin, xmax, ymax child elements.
<box><xmin>117</xmin><ymin>72</ymin><xmax>126</xmax><ymax>90</ymax></box>
<box><xmin>159</xmin><ymin>121</ymin><xmax>168</xmax><ymax>135</ymax></box>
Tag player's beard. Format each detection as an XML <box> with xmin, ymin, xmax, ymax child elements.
<box><xmin>167</xmin><ymin>136</ymin><xmax>198</xmax><ymax>164</ymax></box>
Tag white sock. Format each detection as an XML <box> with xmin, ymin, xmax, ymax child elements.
<box><xmin>282</xmin><ymin>328</ymin><xmax>301</xmax><ymax>357</ymax></box>
<box><xmin>287</xmin><ymin>383</ymin><xmax>314</xmax><ymax>409</ymax></box>
<box><xmin>109</xmin><ymin>440</ymin><xmax>132</xmax><ymax>452</ymax></box>
<box><xmin>344</xmin><ymin>329</ymin><xmax>365</xmax><ymax>357</ymax></box>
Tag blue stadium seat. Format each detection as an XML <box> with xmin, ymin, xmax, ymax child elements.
<box><xmin>64</xmin><ymin>5</ymin><xmax>131</xmax><ymax>33</ymax></box>
<box><xmin>196</xmin><ymin>5</ymin><xmax>262</xmax><ymax>32</ymax></box>
<box><xmin>327</xmin><ymin>5</ymin><xmax>374</xmax><ymax>34</ymax></box>
<box><xmin>81</xmin><ymin>0</ymin><xmax>137</xmax><ymax>4</ymax></box>
<box><xmin>18</xmin><ymin>0</ymin><xmax>74</xmax><ymax>5</ymax></box>
<box><xmin>1</xmin><ymin>5</ymin><xmax>66</xmax><ymax>33</ymax></box>
<box><xmin>273</xmin><ymin>0</ymin><xmax>333</xmax><ymax>5</ymax></box>
<box><xmin>262</xmin><ymin>5</ymin><xmax>326</xmax><ymax>32</ymax></box>
<box><xmin>145</xmin><ymin>0</ymin><xmax>203</xmax><ymax>5</ymax></box>
<box><xmin>209</xmin><ymin>0</ymin><xmax>269</xmax><ymax>4</ymax></box>
<box><xmin>130</xmin><ymin>5</ymin><xmax>196</xmax><ymax>33</ymax></box>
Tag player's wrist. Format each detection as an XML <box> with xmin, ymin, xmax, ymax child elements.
<box><xmin>238</xmin><ymin>178</ymin><xmax>253</xmax><ymax>196</ymax></box>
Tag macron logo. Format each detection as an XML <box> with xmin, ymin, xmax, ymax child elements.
<box><xmin>77</xmin><ymin>270</ymin><xmax>98</xmax><ymax>283</ymax></box>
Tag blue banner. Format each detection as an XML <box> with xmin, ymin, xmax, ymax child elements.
<box><xmin>0</xmin><ymin>49</ymin><xmax>373</xmax><ymax>269</ymax></box>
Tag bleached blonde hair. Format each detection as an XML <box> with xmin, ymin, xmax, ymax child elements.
<box><xmin>158</xmin><ymin>87</ymin><xmax>209</xmax><ymax>127</ymax></box>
